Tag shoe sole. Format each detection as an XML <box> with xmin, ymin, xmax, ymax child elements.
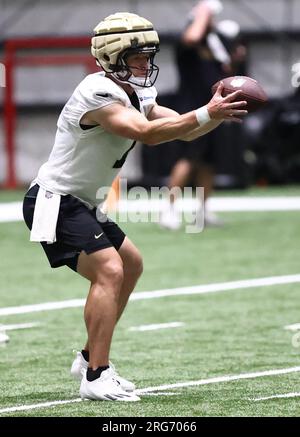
<box><xmin>80</xmin><ymin>393</ymin><xmax>140</xmax><ymax>402</ymax></box>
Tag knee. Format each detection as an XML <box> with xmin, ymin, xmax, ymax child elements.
<box><xmin>128</xmin><ymin>250</ymin><xmax>144</xmax><ymax>279</ymax></box>
<box><xmin>94</xmin><ymin>259</ymin><xmax>124</xmax><ymax>287</ymax></box>
<box><xmin>135</xmin><ymin>253</ymin><xmax>143</xmax><ymax>278</ymax></box>
<box><xmin>105</xmin><ymin>260</ymin><xmax>124</xmax><ymax>285</ymax></box>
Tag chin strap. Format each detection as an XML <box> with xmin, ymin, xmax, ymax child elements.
<box><xmin>111</xmin><ymin>72</ymin><xmax>151</xmax><ymax>88</ymax></box>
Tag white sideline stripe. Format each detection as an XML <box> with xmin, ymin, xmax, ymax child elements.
<box><xmin>0</xmin><ymin>398</ymin><xmax>82</xmax><ymax>414</ymax></box>
<box><xmin>284</xmin><ymin>323</ymin><xmax>300</xmax><ymax>331</ymax></box>
<box><xmin>130</xmin><ymin>274</ymin><xmax>300</xmax><ymax>301</ymax></box>
<box><xmin>119</xmin><ymin>197</ymin><xmax>300</xmax><ymax>213</ymax></box>
<box><xmin>1</xmin><ymin>366</ymin><xmax>300</xmax><ymax>414</ymax></box>
<box><xmin>135</xmin><ymin>366</ymin><xmax>300</xmax><ymax>394</ymax></box>
<box><xmin>1</xmin><ymin>274</ymin><xmax>300</xmax><ymax>316</ymax></box>
<box><xmin>129</xmin><ymin>322</ymin><xmax>184</xmax><ymax>331</ymax></box>
<box><xmin>0</xmin><ymin>202</ymin><xmax>23</xmax><ymax>223</ymax></box>
<box><xmin>0</xmin><ymin>299</ymin><xmax>85</xmax><ymax>316</ymax></box>
<box><xmin>2</xmin><ymin>196</ymin><xmax>300</xmax><ymax>223</ymax></box>
<box><xmin>206</xmin><ymin>197</ymin><xmax>300</xmax><ymax>212</ymax></box>
<box><xmin>143</xmin><ymin>392</ymin><xmax>180</xmax><ymax>396</ymax></box>
<box><xmin>0</xmin><ymin>322</ymin><xmax>40</xmax><ymax>331</ymax></box>
<box><xmin>251</xmin><ymin>392</ymin><xmax>300</xmax><ymax>402</ymax></box>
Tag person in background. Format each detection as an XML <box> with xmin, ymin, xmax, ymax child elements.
<box><xmin>159</xmin><ymin>0</ymin><xmax>247</xmax><ymax>230</ymax></box>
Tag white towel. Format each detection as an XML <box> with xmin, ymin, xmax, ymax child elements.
<box><xmin>30</xmin><ymin>187</ymin><xmax>61</xmax><ymax>243</ymax></box>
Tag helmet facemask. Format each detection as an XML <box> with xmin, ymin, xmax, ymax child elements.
<box><xmin>112</xmin><ymin>45</ymin><xmax>159</xmax><ymax>88</ymax></box>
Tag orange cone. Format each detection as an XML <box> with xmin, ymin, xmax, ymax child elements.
<box><xmin>104</xmin><ymin>176</ymin><xmax>120</xmax><ymax>212</ymax></box>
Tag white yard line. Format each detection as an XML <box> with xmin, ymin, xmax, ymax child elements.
<box><xmin>0</xmin><ymin>202</ymin><xmax>23</xmax><ymax>223</ymax></box>
<box><xmin>2</xmin><ymin>197</ymin><xmax>300</xmax><ymax>223</ymax></box>
<box><xmin>1</xmin><ymin>365</ymin><xmax>300</xmax><ymax>414</ymax></box>
<box><xmin>142</xmin><ymin>392</ymin><xmax>180</xmax><ymax>396</ymax></box>
<box><xmin>251</xmin><ymin>392</ymin><xmax>300</xmax><ymax>402</ymax></box>
<box><xmin>0</xmin><ymin>398</ymin><xmax>82</xmax><ymax>414</ymax></box>
<box><xmin>128</xmin><ymin>322</ymin><xmax>184</xmax><ymax>332</ymax></box>
<box><xmin>131</xmin><ymin>274</ymin><xmax>300</xmax><ymax>301</ymax></box>
<box><xmin>119</xmin><ymin>197</ymin><xmax>300</xmax><ymax>212</ymax></box>
<box><xmin>206</xmin><ymin>197</ymin><xmax>300</xmax><ymax>212</ymax></box>
<box><xmin>0</xmin><ymin>299</ymin><xmax>85</xmax><ymax>316</ymax></box>
<box><xmin>135</xmin><ymin>366</ymin><xmax>300</xmax><ymax>394</ymax></box>
<box><xmin>1</xmin><ymin>273</ymin><xmax>300</xmax><ymax>317</ymax></box>
<box><xmin>0</xmin><ymin>322</ymin><xmax>40</xmax><ymax>331</ymax></box>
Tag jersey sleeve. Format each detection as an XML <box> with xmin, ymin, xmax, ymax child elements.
<box><xmin>61</xmin><ymin>74</ymin><xmax>129</xmax><ymax>127</ymax></box>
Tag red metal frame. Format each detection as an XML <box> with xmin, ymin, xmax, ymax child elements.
<box><xmin>3</xmin><ymin>36</ymin><xmax>97</xmax><ymax>188</ymax></box>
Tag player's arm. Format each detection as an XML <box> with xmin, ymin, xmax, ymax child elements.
<box><xmin>86</xmin><ymin>104</ymin><xmax>200</xmax><ymax>145</ymax></box>
<box><xmin>182</xmin><ymin>2</ymin><xmax>212</xmax><ymax>46</ymax></box>
<box><xmin>147</xmin><ymin>103</ymin><xmax>223</xmax><ymax>141</ymax></box>
<box><xmin>85</xmin><ymin>83</ymin><xmax>247</xmax><ymax>146</ymax></box>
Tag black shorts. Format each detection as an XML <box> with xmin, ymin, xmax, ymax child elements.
<box><xmin>23</xmin><ymin>184</ymin><xmax>126</xmax><ymax>272</ymax></box>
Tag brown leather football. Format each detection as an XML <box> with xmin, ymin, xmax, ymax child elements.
<box><xmin>211</xmin><ymin>76</ymin><xmax>268</xmax><ymax>113</ymax></box>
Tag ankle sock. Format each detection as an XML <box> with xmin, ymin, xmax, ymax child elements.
<box><xmin>81</xmin><ymin>349</ymin><xmax>89</xmax><ymax>362</ymax></box>
<box><xmin>86</xmin><ymin>366</ymin><xmax>109</xmax><ymax>382</ymax></box>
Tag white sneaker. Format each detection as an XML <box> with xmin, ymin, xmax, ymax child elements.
<box><xmin>70</xmin><ymin>351</ymin><xmax>87</xmax><ymax>381</ymax></box>
<box><xmin>204</xmin><ymin>210</ymin><xmax>224</xmax><ymax>227</ymax></box>
<box><xmin>109</xmin><ymin>361</ymin><xmax>135</xmax><ymax>392</ymax></box>
<box><xmin>70</xmin><ymin>351</ymin><xmax>135</xmax><ymax>392</ymax></box>
<box><xmin>80</xmin><ymin>368</ymin><xmax>140</xmax><ymax>402</ymax></box>
<box><xmin>0</xmin><ymin>332</ymin><xmax>9</xmax><ymax>345</ymax></box>
<box><xmin>159</xmin><ymin>205</ymin><xmax>181</xmax><ymax>230</ymax></box>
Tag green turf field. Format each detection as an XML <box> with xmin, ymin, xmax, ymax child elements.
<box><xmin>0</xmin><ymin>188</ymin><xmax>300</xmax><ymax>417</ymax></box>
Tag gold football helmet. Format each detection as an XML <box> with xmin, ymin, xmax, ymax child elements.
<box><xmin>91</xmin><ymin>12</ymin><xmax>160</xmax><ymax>87</ymax></box>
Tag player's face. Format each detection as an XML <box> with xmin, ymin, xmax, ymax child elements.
<box><xmin>126</xmin><ymin>53</ymin><xmax>150</xmax><ymax>77</ymax></box>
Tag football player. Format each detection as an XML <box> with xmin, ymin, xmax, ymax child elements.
<box><xmin>23</xmin><ymin>12</ymin><xmax>247</xmax><ymax>401</ymax></box>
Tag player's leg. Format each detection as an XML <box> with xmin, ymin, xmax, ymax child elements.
<box><xmin>196</xmin><ymin>130</ymin><xmax>224</xmax><ymax>227</ymax></box>
<box><xmin>115</xmin><ymin>236</ymin><xmax>143</xmax><ymax>321</ymax></box>
<box><xmin>74</xmin><ymin>223</ymin><xmax>141</xmax><ymax>389</ymax></box>
<box><xmin>76</xmin><ymin>248</ymin><xmax>139</xmax><ymax>400</ymax></box>
<box><xmin>76</xmin><ymin>247</ymin><xmax>123</xmax><ymax>369</ymax></box>
<box><xmin>159</xmin><ymin>158</ymin><xmax>193</xmax><ymax>230</ymax></box>
<box><xmin>79</xmin><ymin>237</ymin><xmax>142</xmax><ymax>372</ymax></box>
<box><xmin>196</xmin><ymin>162</ymin><xmax>215</xmax><ymax>202</ymax></box>
<box><xmin>168</xmin><ymin>159</ymin><xmax>192</xmax><ymax>203</ymax></box>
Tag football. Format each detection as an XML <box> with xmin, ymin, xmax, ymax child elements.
<box><xmin>211</xmin><ymin>76</ymin><xmax>268</xmax><ymax>113</ymax></box>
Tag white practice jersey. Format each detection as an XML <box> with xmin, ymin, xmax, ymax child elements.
<box><xmin>36</xmin><ymin>72</ymin><xmax>157</xmax><ymax>208</ymax></box>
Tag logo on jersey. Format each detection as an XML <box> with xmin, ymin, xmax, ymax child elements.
<box><xmin>139</xmin><ymin>96</ymin><xmax>154</xmax><ymax>102</ymax></box>
<box><xmin>95</xmin><ymin>93</ymin><xmax>111</xmax><ymax>98</ymax></box>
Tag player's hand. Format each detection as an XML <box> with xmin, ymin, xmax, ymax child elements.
<box><xmin>207</xmin><ymin>82</ymin><xmax>248</xmax><ymax>122</ymax></box>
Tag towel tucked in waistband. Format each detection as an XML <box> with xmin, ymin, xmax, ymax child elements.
<box><xmin>30</xmin><ymin>186</ymin><xmax>61</xmax><ymax>244</ymax></box>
